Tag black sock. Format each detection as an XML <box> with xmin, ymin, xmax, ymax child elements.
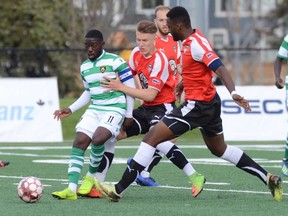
<box><xmin>236</xmin><ymin>153</ymin><xmax>268</xmax><ymax>185</ymax></box>
<box><xmin>116</xmin><ymin>159</ymin><xmax>145</xmax><ymax>194</ymax></box>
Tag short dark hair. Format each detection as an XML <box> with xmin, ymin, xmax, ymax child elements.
<box><xmin>136</xmin><ymin>20</ymin><xmax>157</xmax><ymax>34</ymax></box>
<box><xmin>85</xmin><ymin>29</ymin><xmax>103</xmax><ymax>40</ymax></box>
<box><xmin>166</xmin><ymin>6</ymin><xmax>191</xmax><ymax>27</ymax></box>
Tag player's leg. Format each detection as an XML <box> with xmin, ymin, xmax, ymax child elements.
<box><xmin>202</xmin><ymin>132</ymin><xmax>283</xmax><ymax>201</ymax></box>
<box><xmin>52</xmin><ymin>132</ymin><xmax>91</xmax><ymax>200</ymax></box>
<box><xmin>94</xmin><ymin>121</ymin><xmax>172</xmax><ymax>201</ymax></box>
<box><xmin>78</xmin><ymin>111</ymin><xmax>124</xmax><ymax>195</ymax></box>
<box><xmin>281</xmin><ymin>133</ymin><xmax>288</xmax><ymax>176</ymax></box>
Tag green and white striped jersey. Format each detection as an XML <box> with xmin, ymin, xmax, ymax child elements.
<box><xmin>277</xmin><ymin>34</ymin><xmax>288</xmax><ymax>60</ymax></box>
<box><xmin>80</xmin><ymin>50</ymin><xmax>133</xmax><ymax>114</ymax></box>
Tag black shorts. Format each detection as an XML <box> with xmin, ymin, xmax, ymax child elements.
<box><xmin>126</xmin><ymin>102</ymin><xmax>176</xmax><ymax>137</ymax></box>
<box><xmin>162</xmin><ymin>93</ymin><xmax>223</xmax><ymax>137</ymax></box>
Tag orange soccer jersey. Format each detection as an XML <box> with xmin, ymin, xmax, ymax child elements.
<box><xmin>181</xmin><ymin>29</ymin><xmax>219</xmax><ymax>101</ymax></box>
<box><xmin>128</xmin><ymin>47</ymin><xmax>176</xmax><ymax>106</ymax></box>
<box><xmin>155</xmin><ymin>34</ymin><xmax>181</xmax><ymax>88</ymax></box>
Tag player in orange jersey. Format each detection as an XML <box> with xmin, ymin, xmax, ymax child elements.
<box><xmin>133</xmin><ymin>5</ymin><xmax>183</xmax><ymax>186</ymax></box>
<box><xmin>94</xmin><ymin>6</ymin><xmax>283</xmax><ymax>202</ymax></box>
<box><xmin>93</xmin><ymin>20</ymin><xmax>205</xmax><ymax>194</ymax></box>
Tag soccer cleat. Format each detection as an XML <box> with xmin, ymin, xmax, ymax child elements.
<box><xmin>189</xmin><ymin>172</ymin><xmax>206</xmax><ymax>198</ymax></box>
<box><xmin>281</xmin><ymin>159</ymin><xmax>288</xmax><ymax>176</ymax></box>
<box><xmin>267</xmin><ymin>173</ymin><xmax>283</xmax><ymax>202</ymax></box>
<box><xmin>94</xmin><ymin>178</ymin><xmax>121</xmax><ymax>202</ymax></box>
<box><xmin>136</xmin><ymin>175</ymin><xmax>159</xmax><ymax>186</ymax></box>
<box><xmin>52</xmin><ymin>188</ymin><xmax>77</xmax><ymax>200</ymax></box>
<box><xmin>78</xmin><ymin>176</ymin><xmax>94</xmax><ymax>195</ymax></box>
<box><xmin>0</xmin><ymin>161</ymin><xmax>9</xmax><ymax>167</ymax></box>
<box><xmin>78</xmin><ymin>187</ymin><xmax>103</xmax><ymax>198</ymax></box>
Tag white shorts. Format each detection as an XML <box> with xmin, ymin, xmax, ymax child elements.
<box><xmin>75</xmin><ymin>109</ymin><xmax>125</xmax><ymax>139</ymax></box>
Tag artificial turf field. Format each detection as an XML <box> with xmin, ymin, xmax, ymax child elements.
<box><xmin>1</xmin><ymin>138</ymin><xmax>288</xmax><ymax>216</ymax></box>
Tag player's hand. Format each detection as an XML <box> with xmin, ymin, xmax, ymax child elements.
<box><xmin>53</xmin><ymin>108</ymin><xmax>72</xmax><ymax>121</ymax></box>
<box><xmin>101</xmin><ymin>74</ymin><xmax>123</xmax><ymax>91</ymax></box>
<box><xmin>175</xmin><ymin>81</ymin><xmax>184</xmax><ymax>102</ymax></box>
<box><xmin>275</xmin><ymin>78</ymin><xmax>285</xmax><ymax>89</ymax></box>
<box><xmin>232</xmin><ymin>94</ymin><xmax>251</xmax><ymax>111</ymax></box>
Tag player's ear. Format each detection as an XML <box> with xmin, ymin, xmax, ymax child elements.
<box><xmin>102</xmin><ymin>41</ymin><xmax>105</xmax><ymax>46</ymax></box>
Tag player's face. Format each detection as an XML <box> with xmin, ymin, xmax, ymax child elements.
<box><xmin>136</xmin><ymin>31</ymin><xmax>156</xmax><ymax>57</ymax></box>
<box><xmin>154</xmin><ymin>9</ymin><xmax>170</xmax><ymax>36</ymax></box>
<box><xmin>84</xmin><ymin>38</ymin><xmax>104</xmax><ymax>60</ymax></box>
<box><xmin>167</xmin><ymin>19</ymin><xmax>181</xmax><ymax>41</ymax></box>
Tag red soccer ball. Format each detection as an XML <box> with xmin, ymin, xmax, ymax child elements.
<box><xmin>17</xmin><ymin>176</ymin><xmax>44</xmax><ymax>203</ymax></box>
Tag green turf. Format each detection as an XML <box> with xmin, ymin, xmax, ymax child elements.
<box><xmin>0</xmin><ymin>98</ymin><xmax>287</xmax><ymax>215</ymax></box>
<box><xmin>0</xmin><ymin>139</ymin><xmax>287</xmax><ymax>216</ymax></box>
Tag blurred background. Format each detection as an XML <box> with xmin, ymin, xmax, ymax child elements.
<box><xmin>0</xmin><ymin>0</ymin><xmax>287</xmax><ymax>97</ymax></box>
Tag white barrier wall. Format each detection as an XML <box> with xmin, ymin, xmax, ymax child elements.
<box><xmin>217</xmin><ymin>86</ymin><xmax>288</xmax><ymax>141</ymax></box>
<box><xmin>0</xmin><ymin>77</ymin><xmax>63</xmax><ymax>142</ymax></box>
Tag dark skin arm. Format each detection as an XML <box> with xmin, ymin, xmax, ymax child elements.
<box><xmin>215</xmin><ymin>65</ymin><xmax>251</xmax><ymax>111</ymax></box>
<box><xmin>274</xmin><ymin>56</ymin><xmax>285</xmax><ymax>89</ymax></box>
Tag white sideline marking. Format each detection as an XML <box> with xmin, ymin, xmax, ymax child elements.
<box><xmin>2</xmin><ymin>175</ymin><xmax>287</xmax><ymax>197</ymax></box>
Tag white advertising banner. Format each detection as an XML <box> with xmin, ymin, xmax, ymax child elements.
<box><xmin>0</xmin><ymin>77</ymin><xmax>63</xmax><ymax>142</ymax></box>
<box><xmin>217</xmin><ymin>86</ymin><xmax>288</xmax><ymax>141</ymax></box>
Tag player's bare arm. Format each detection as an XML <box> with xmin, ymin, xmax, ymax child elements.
<box><xmin>215</xmin><ymin>65</ymin><xmax>251</xmax><ymax>111</ymax></box>
<box><xmin>273</xmin><ymin>57</ymin><xmax>285</xmax><ymax>89</ymax></box>
<box><xmin>102</xmin><ymin>75</ymin><xmax>158</xmax><ymax>102</ymax></box>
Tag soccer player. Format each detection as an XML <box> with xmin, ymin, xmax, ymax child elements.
<box><xmin>273</xmin><ymin>33</ymin><xmax>288</xmax><ymax>176</ymax></box>
<box><xmin>82</xmin><ymin>19</ymin><xmax>205</xmax><ymax>197</ymax></box>
<box><xmin>0</xmin><ymin>160</ymin><xmax>9</xmax><ymax>168</ymax></box>
<box><xmin>132</xmin><ymin>5</ymin><xmax>182</xmax><ymax>186</ymax></box>
<box><xmin>94</xmin><ymin>6</ymin><xmax>283</xmax><ymax>202</ymax></box>
<box><xmin>51</xmin><ymin>29</ymin><xmax>135</xmax><ymax>200</ymax></box>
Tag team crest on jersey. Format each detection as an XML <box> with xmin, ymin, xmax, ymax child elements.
<box><xmin>100</xmin><ymin>66</ymin><xmax>106</xmax><ymax>73</ymax></box>
<box><xmin>183</xmin><ymin>45</ymin><xmax>189</xmax><ymax>53</ymax></box>
<box><xmin>148</xmin><ymin>63</ymin><xmax>153</xmax><ymax>72</ymax></box>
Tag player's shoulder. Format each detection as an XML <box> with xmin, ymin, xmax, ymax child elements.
<box><xmin>284</xmin><ymin>34</ymin><xmax>288</xmax><ymax>42</ymax></box>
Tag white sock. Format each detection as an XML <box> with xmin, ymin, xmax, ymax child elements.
<box><xmin>133</xmin><ymin>142</ymin><xmax>156</xmax><ymax>167</ymax></box>
<box><xmin>68</xmin><ymin>183</ymin><xmax>77</xmax><ymax>193</ymax></box>
<box><xmin>221</xmin><ymin>145</ymin><xmax>243</xmax><ymax>165</ymax></box>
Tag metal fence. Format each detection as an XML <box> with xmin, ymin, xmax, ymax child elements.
<box><xmin>0</xmin><ymin>47</ymin><xmax>281</xmax><ymax>96</ymax></box>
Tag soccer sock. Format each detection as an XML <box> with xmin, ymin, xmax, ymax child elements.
<box><xmin>87</xmin><ymin>144</ymin><xmax>105</xmax><ymax>176</ymax></box>
<box><xmin>157</xmin><ymin>141</ymin><xmax>195</xmax><ymax>176</ymax></box>
<box><xmin>140</xmin><ymin>150</ymin><xmax>164</xmax><ymax>178</ymax></box>
<box><xmin>95</xmin><ymin>138</ymin><xmax>116</xmax><ymax>181</ymax></box>
<box><xmin>221</xmin><ymin>145</ymin><xmax>268</xmax><ymax>185</ymax></box>
<box><xmin>116</xmin><ymin>142</ymin><xmax>155</xmax><ymax>195</ymax></box>
<box><xmin>68</xmin><ymin>147</ymin><xmax>85</xmax><ymax>193</ymax></box>
<box><xmin>284</xmin><ymin>134</ymin><xmax>288</xmax><ymax>160</ymax></box>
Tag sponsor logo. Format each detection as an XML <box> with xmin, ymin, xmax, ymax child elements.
<box><xmin>206</xmin><ymin>52</ymin><xmax>213</xmax><ymax>58</ymax></box>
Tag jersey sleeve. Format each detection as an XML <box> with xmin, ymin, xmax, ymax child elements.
<box><xmin>277</xmin><ymin>34</ymin><xmax>288</xmax><ymax>59</ymax></box>
<box><xmin>148</xmin><ymin>52</ymin><xmax>169</xmax><ymax>92</ymax></box>
<box><xmin>190</xmin><ymin>37</ymin><xmax>219</xmax><ymax>66</ymax></box>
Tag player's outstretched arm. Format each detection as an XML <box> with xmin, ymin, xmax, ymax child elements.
<box><xmin>215</xmin><ymin>65</ymin><xmax>251</xmax><ymax>111</ymax></box>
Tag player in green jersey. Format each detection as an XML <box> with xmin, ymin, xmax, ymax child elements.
<box><xmin>51</xmin><ymin>29</ymin><xmax>135</xmax><ymax>200</ymax></box>
<box><xmin>273</xmin><ymin>34</ymin><xmax>288</xmax><ymax>176</ymax></box>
